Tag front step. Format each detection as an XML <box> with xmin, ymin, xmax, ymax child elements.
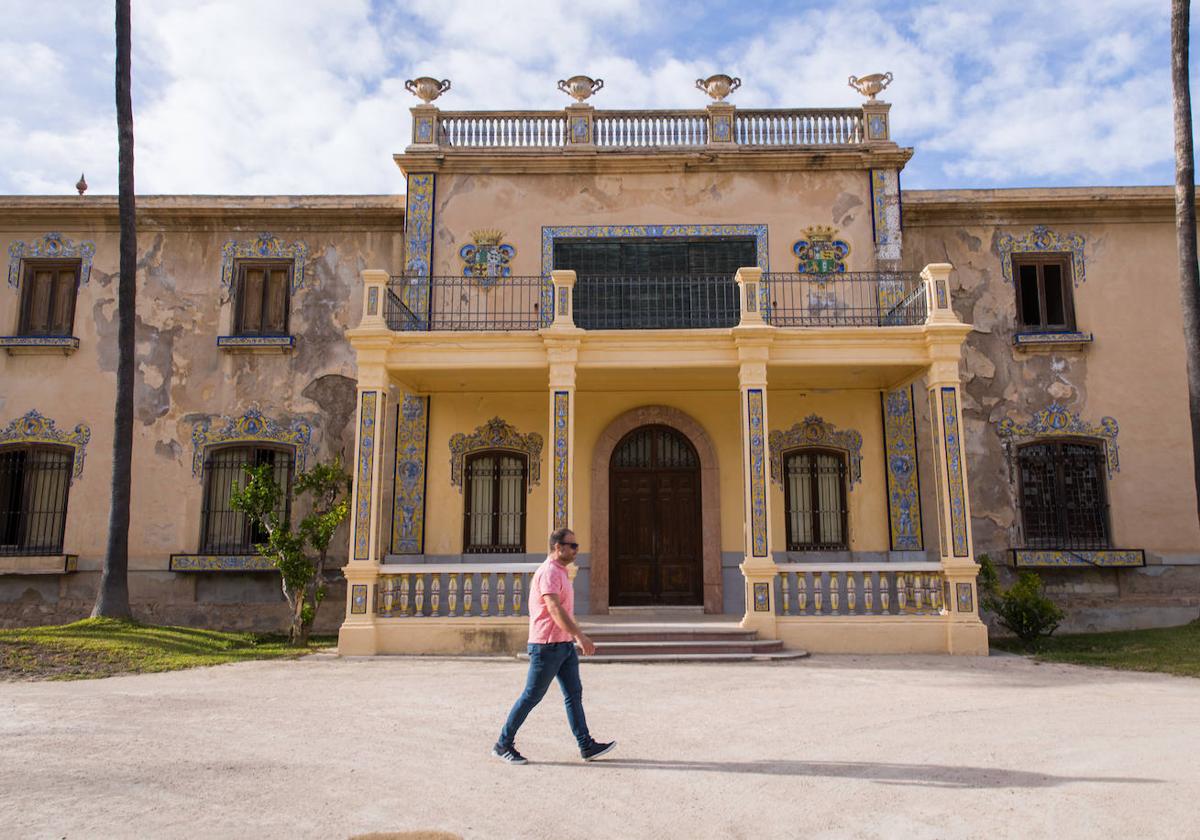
<box><xmin>515</xmin><ymin>621</ymin><xmax>810</xmax><ymax>663</ymax></box>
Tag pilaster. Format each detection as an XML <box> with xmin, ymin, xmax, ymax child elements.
<box><xmin>736</xmin><ymin>344</ymin><xmax>777</xmax><ymax>637</ymax></box>
<box><xmin>545</xmin><ymin>338</ymin><xmax>579</xmax><ymax>533</ymax></box>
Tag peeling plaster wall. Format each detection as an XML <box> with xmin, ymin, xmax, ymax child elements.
<box><xmin>0</xmin><ymin>198</ymin><xmax>404</xmax><ymax>629</ymax></box>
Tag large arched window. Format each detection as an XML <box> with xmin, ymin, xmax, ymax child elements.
<box><xmin>0</xmin><ymin>444</ymin><xmax>73</xmax><ymax>556</ymax></box>
<box><xmin>200</xmin><ymin>444</ymin><xmax>293</xmax><ymax>554</ymax></box>
<box><xmin>783</xmin><ymin>448</ymin><xmax>848</xmax><ymax>550</ymax></box>
<box><xmin>463</xmin><ymin>450</ymin><xmax>527</xmax><ymax>553</ymax></box>
<box><xmin>1017</xmin><ymin>439</ymin><xmax>1109</xmax><ymax>549</ymax></box>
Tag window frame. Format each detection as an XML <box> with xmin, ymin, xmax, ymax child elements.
<box><xmin>1015</xmin><ymin>437</ymin><xmax>1111</xmax><ymax>550</ymax></box>
<box><xmin>199</xmin><ymin>443</ymin><xmax>295</xmax><ymax>555</ymax></box>
<box><xmin>1013</xmin><ymin>253</ymin><xmax>1076</xmax><ymax>331</ymax></box>
<box><xmin>782</xmin><ymin>446</ymin><xmax>849</xmax><ymax>551</ymax></box>
<box><xmin>462</xmin><ymin>449</ymin><xmax>528</xmax><ymax>554</ymax></box>
<box><xmin>232</xmin><ymin>259</ymin><xmax>293</xmax><ymax>337</ymax></box>
<box><xmin>0</xmin><ymin>443</ymin><xmax>74</xmax><ymax>556</ymax></box>
<box><xmin>18</xmin><ymin>259</ymin><xmax>80</xmax><ymax>337</ymax></box>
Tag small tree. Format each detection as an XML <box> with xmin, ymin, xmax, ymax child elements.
<box><xmin>230</xmin><ymin>460</ymin><xmax>350</xmax><ymax>646</ymax></box>
<box><xmin>978</xmin><ymin>555</ymin><xmax>1065</xmax><ymax>650</ymax></box>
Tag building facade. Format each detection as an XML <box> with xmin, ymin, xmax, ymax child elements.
<box><xmin>1</xmin><ymin>80</ymin><xmax>1196</xmax><ymax>650</ymax></box>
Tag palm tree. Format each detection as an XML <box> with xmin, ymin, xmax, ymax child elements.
<box><xmin>92</xmin><ymin>0</ymin><xmax>135</xmax><ymax>618</ymax></box>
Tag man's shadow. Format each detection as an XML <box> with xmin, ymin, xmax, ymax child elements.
<box><xmin>532</xmin><ymin>758</ymin><xmax>1162</xmax><ymax>789</ymax></box>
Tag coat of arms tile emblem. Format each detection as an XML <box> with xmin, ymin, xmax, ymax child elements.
<box><xmin>793</xmin><ymin>226</ymin><xmax>850</xmax><ymax>275</ymax></box>
<box><xmin>459</xmin><ymin>229</ymin><xmax>516</xmax><ymax>285</ymax></box>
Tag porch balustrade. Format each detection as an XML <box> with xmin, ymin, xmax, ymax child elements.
<box><xmin>375</xmin><ymin>563</ymin><xmax>539</xmax><ymax>618</ymax></box>
<box><xmin>381</xmin><ymin>271</ymin><xmax>926</xmax><ymax>332</ymax></box>
<box><xmin>774</xmin><ymin>562</ymin><xmax>947</xmax><ymax>617</ymax></box>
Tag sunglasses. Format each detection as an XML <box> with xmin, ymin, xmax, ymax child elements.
<box><xmin>560</xmin><ymin>542</ymin><xmax>579</xmax><ymax>550</ymax></box>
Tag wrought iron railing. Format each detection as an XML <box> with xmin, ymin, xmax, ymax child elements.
<box><xmin>376</xmin><ymin>563</ymin><xmax>539</xmax><ymax>617</ymax></box>
<box><xmin>774</xmin><ymin>562</ymin><xmax>947</xmax><ymax>617</ymax></box>
<box><xmin>764</xmin><ymin>272</ymin><xmax>926</xmax><ymax>327</ymax></box>
<box><xmin>574</xmin><ymin>274</ymin><xmax>738</xmax><ymax>329</ymax></box>
<box><xmin>0</xmin><ymin>445</ymin><xmax>72</xmax><ymax>556</ymax></box>
<box><xmin>386</xmin><ymin>275</ymin><xmax>550</xmax><ymax>331</ymax></box>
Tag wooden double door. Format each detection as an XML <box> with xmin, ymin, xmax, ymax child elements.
<box><xmin>609</xmin><ymin>425</ymin><xmax>703</xmax><ymax>606</ymax></box>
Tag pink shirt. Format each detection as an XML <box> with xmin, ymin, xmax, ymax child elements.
<box><xmin>528</xmin><ymin>556</ymin><xmax>574</xmax><ymax>644</ymax></box>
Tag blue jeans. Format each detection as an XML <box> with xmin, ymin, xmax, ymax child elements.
<box><xmin>498</xmin><ymin>642</ymin><xmax>592</xmax><ymax>749</ymax></box>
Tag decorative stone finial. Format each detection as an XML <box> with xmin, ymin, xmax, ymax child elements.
<box><xmin>848</xmin><ymin>72</ymin><xmax>893</xmax><ymax>100</ymax></box>
<box><xmin>405</xmin><ymin>77</ymin><xmax>451</xmax><ymax>104</ymax></box>
<box><xmin>557</xmin><ymin>75</ymin><xmax>604</xmax><ymax>102</ymax></box>
<box><xmin>75</xmin><ymin>173</ymin><xmax>87</xmax><ymax>196</ymax></box>
<box><xmin>696</xmin><ymin>74</ymin><xmax>741</xmax><ymax>101</ymax></box>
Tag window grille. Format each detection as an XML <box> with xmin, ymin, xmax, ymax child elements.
<box><xmin>1017</xmin><ymin>440</ymin><xmax>1110</xmax><ymax>549</ymax></box>
<box><xmin>0</xmin><ymin>445</ymin><xmax>73</xmax><ymax>556</ymax></box>
<box><xmin>19</xmin><ymin>261</ymin><xmax>79</xmax><ymax>336</ymax></box>
<box><xmin>463</xmin><ymin>451</ymin><xmax>527</xmax><ymax>553</ymax></box>
<box><xmin>783</xmin><ymin>448</ymin><xmax>848</xmax><ymax>550</ymax></box>
<box><xmin>234</xmin><ymin>261</ymin><xmax>291</xmax><ymax>335</ymax></box>
<box><xmin>200</xmin><ymin>445</ymin><xmax>293</xmax><ymax>554</ymax></box>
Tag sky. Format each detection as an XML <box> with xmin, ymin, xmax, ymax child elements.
<box><xmin>0</xmin><ymin>0</ymin><xmax>1193</xmax><ymax>196</ymax></box>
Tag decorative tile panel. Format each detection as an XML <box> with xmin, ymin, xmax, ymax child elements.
<box><xmin>351</xmin><ymin>584</ymin><xmax>368</xmax><ymax>614</ymax></box>
<box><xmin>941</xmin><ymin>388</ymin><xmax>969</xmax><ymax>558</ymax></box>
<box><xmin>882</xmin><ymin>387</ymin><xmax>923</xmax><ymax>551</ymax></box>
<box><xmin>792</xmin><ymin>226</ymin><xmax>849</xmax><ymax>274</ymax></box>
<box><xmin>929</xmin><ymin>390</ymin><xmax>949</xmax><ymax>554</ymax></box>
<box><xmin>1012</xmin><ymin>549</ymin><xmax>1144</xmax><ymax>568</ymax></box>
<box><xmin>190</xmin><ymin>407</ymin><xmax>312</xmax><ymax>478</ymax></box>
<box><xmin>219</xmin><ymin>233</ymin><xmax>309</xmax><ymax>293</ymax></box>
<box><xmin>553</xmin><ymin>391</ymin><xmax>570</xmax><ymax>530</ymax></box>
<box><xmin>997</xmin><ymin>225</ymin><xmax>1086</xmax><ymax>285</ymax></box>
<box><xmin>402</xmin><ymin>173</ymin><xmax>435</xmax><ymax>329</ymax></box>
<box><xmin>768</xmin><ymin>414</ymin><xmax>863</xmax><ymax>488</ymax></box>
<box><xmin>0</xmin><ymin>410</ymin><xmax>91</xmax><ymax>481</ymax></box>
<box><xmin>747</xmin><ymin>389</ymin><xmax>768</xmax><ymax>557</ymax></box>
<box><xmin>459</xmin><ymin>229</ymin><xmax>515</xmax><ymax>283</ymax></box>
<box><xmin>753</xmin><ymin>580</ymin><xmax>770</xmax><ymax>611</ymax></box>
<box><xmin>391</xmin><ymin>395</ymin><xmax>429</xmax><ymax>555</ymax></box>
<box><xmin>7</xmin><ymin>232</ymin><xmax>96</xmax><ymax>288</ymax></box>
<box><xmin>449</xmin><ymin>417</ymin><xmax>543</xmax><ymax>492</ymax></box>
<box><xmin>956</xmin><ymin>582</ymin><xmax>974</xmax><ymax>613</ymax></box>
<box><xmin>353</xmin><ymin>392</ymin><xmax>378</xmax><ymax>561</ymax></box>
<box><xmin>169</xmin><ymin>554</ymin><xmax>275</xmax><ymax>572</ymax></box>
<box><xmin>869</xmin><ymin>169</ymin><xmax>901</xmax><ymax>262</ymax></box>
<box><xmin>995</xmin><ymin>402</ymin><xmax>1119</xmax><ymax>478</ymax></box>
<box><xmin>1012</xmin><ymin>331</ymin><xmax>1093</xmax><ymax>348</ymax></box>
<box><xmin>216</xmin><ymin>335</ymin><xmax>294</xmax><ymax>350</ymax></box>
<box><xmin>0</xmin><ymin>336</ymin><xmax>80</xmax><ymax>352</ymax></box>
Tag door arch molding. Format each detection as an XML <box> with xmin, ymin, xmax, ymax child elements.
<box><xmin>590</xmin><ymin>405</ymin><xmax>722</xmax><ymax>614</ymax></box>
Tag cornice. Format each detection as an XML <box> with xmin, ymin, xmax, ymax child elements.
<box><xmin>902</xmin><ymin>186</ymin><xmax>1188</xmax><ymax>225</ymax></box>
<box><xmin>394</xmin><ymin>146</ymin><xmax>915</xmax><ymax>177</ymax></box>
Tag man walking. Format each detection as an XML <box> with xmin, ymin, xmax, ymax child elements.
<box><xmin>492</xmin><ymin>528</ymin><xmax>616</xmax><ymax>765</ymax></box>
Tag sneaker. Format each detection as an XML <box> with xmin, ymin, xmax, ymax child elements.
<box><xmin>491</xmin><ymin>743</ymin><xmax>528</xmax><ymax>765</ymax></box>
<box><xmin>580</xmin><ymin>740</ymin><xmax>617</xmax><ymax>762</ymax></box>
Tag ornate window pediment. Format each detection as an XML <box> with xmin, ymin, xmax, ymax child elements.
<box><xmin>190</xmin><ymin>407</ymin><xmax>313</xmax><ymax>478</ymax></box>
<box><xmin>0</xmin><ymin>410</ymin><xmax>91</xmax><ymax>482</ymax></box>
<box><xmin>450</xmin><ymin>417</ymin><xmax>542</xmax><ymax>492</ymax></box>
<box><xmin>995</xmin><ymin>402</ymin><xmax>1118</xmax><ymax>479</ymax></box>
<box><xmin>768</xmin><ymin>415</ymin><xmax>863</xmax><ymax>487</ymax></box>
<box><xmin>997</xmin><ymin>226</ymin><xmax>1086</xmax><ymax>286</ymax></box>
<box><xmin>7</xmin><ymin>233</ymin><xmax>96</xmax><ymax>288</ymax></box>
<box><xmin>220</xmin><ymin>233</ymin><xmax>309</xmax><ymax>293</ymax></box>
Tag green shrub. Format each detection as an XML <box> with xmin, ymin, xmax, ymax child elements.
<box><xmin>977</xmin><ymin>554</ymin><xmax>1065</xmax><ymax>650</ymax></box>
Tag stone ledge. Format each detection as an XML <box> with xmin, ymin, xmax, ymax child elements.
<box><xmin>1011</xmin><ymin>549</ymin><xmax>1145</xmax><ymax>568</ymax></box>
<box><xmin>0</xmin><ymin>554</ymin><xmax>78</xmax><ymax>574</ymax></box>
<box><xmin>169</xmin><ymin>554</ymin><xmax>277</xmax><ymax>572</ymax></box>
<box><xmin>0</xmin><ymin>336</ymin><xmax>80</xmax><ymax>355</ymax></box>
<box><xmin>1012</xmin><ymin>331</ymin><xmax>1093</xmax><ymax>351</ymax></box>
<box><xmin>216</xmin><ymin>335</ymin><xmax>294</xmax><ymax>354</ymax></box>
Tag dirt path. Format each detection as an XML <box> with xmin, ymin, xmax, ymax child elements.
<box><xmin>2</xmin><ymin>653</ymin><xmax>1197</xmax><ymax>839</ymax></box>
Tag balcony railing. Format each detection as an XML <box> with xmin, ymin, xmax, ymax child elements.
<box><xmin>774</xmin><ymin>562</ymin><xmax>947</xmax><ymax>617</ymax></box>
<box><xmin>422</xmin><ymin>107</ymin><xmax>868</xmax><ymax>151</ymax></box>
<box><xmin>764</xmin><ymin>272</ymin><xmax>926</xmax><ymax>327</ymax></box>
<box><xmin>376</xmin><ymin>563</ymin><xmax>539</xmax><ymax>618</ymax></box>
<box><xmin>382</xmin><ymin>271</ymin><xmax>926</xmax><ymax>332</ymax></box>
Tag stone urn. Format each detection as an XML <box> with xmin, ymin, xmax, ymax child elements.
<box><xmin>557</xmin><ymin>75</ymin><xmax>604</xmax><ymax>102</ymax></box>
<box><xmin>405</xmin><ymin>77</ymin><xmax>452</xmax><ymax>104</ymax></box>
<box><xmin>695</xmin><ymin>74</ymin><xmax>741</xmax><ymax>101</ymax></box>
<box><xmin>847</xmin><ymin>72</ymin><xmax>893</xmax><ymax>100</ymax></box>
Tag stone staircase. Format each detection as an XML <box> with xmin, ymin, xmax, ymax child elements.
<box><xmin>576</xmin><ymin>619</ymin><xmax>808</xmax><ymax>663</ymax></box>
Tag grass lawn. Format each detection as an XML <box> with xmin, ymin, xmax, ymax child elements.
<box><xmin>992</xmin><ymin>620</ymin><xmax>1200</xmax><ymax>678</ymax></box>
<box><xmin>0</xmin><ymin>618</ymin><xmax>336</xmax><ymax>681</ymax></box>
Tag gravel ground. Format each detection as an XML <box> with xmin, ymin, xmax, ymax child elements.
<box><xmin>1</xmin><ymin>652</ymin><xmax>1198</xmax><ymax>840</ymax></box>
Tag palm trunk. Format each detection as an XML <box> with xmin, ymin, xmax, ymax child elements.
<box><xmin>93</xmin><ymin>0</ymin><xmax>135</xmax><ymax>619</ymax></box>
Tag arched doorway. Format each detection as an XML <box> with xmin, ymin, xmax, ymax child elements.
<box><xmin>609</xmin><ymin>425</ymin><xmax>703</xmax><ymax>606</ymax></box>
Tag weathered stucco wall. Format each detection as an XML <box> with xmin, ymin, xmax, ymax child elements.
<box><xmin>0</xmin><ymin>197</ymin><xmax>404</xmax><ymax>630</ymax></box>
<box><xmin>430</xmin><ymin>169</ymin><xmax>877</xmax><ymax>276</ymax></box>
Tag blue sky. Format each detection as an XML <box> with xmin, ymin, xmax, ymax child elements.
<box><xmin>0</xmin><ymin>0</ymin><xmax>1193</xmax><ymax>195</ymax></box>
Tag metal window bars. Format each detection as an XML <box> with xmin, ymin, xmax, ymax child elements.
<box><xmin>0</xmin><ymin>446</ymin><xmax>72</xmax><ymax>556</ymax></box>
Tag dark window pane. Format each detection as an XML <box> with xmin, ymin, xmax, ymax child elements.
<box><xmin>784</xmin><ymin>449</ymin><xmax>848</xmax><ymax>550</ymax></box>
<box><xmin>201</xmin><ymin>445</ymin><xmax>293</xmax><ymax>553</ymax></box>
<box><xmin>0</xmin><ymin>445</ymin><xmax>72</xmax><ymax>555</ymax></box>
<box><xmin>1018</xmin><ymin>441</ymin><xmax>1108</xmax><ymax>548</ymax></box>
<box><xmin>1018</xmin><ymin>265</ymin><xmax>1041</xmax><ymax>326</ymax></box>
<box><xmin>1043</xmin><ymin>264</ymin><xmax>1067</xmax><ymax>326</ymax></box>
<box><xmin>464</xmin><ymin>451</ymin><xmax>526</xmax><ymax>552</ymax></box>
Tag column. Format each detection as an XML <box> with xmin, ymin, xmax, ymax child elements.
<box><xmin>339</xmin><ymin>362</ymin><xmax>390</xmax><ymax>655</ymax></box>
<box><xmin>545</xmin><ymin>351</ymin><xmax>577</xmax><ymax>534</ymax></box>
<box><xmin>736</xmin><ymin>342</ymin><xmax>777</xmax><ymax>637</ymax></box>
<box><xmin>921</xmin><ymin>263</ymin><xmax>989</xmax><ymax>654</ymax></box>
